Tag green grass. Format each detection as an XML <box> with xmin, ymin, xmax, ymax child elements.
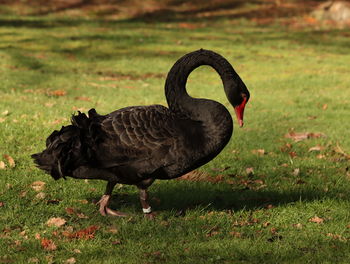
<box><xmin>1</xmin><ymin>13</ymin><xmax>350</xmax><ymax>264</ymax></box>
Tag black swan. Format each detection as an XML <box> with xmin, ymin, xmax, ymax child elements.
<box><xmin>32</xmin><ymin>49</ymin><xmax>250</xmax><ymax>219</ymax></box>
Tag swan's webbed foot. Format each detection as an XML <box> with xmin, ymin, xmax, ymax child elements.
<box><xmin>97</xmin><ymin>194</ymin><xmax>128</xmax><ymax>217</ymax></box>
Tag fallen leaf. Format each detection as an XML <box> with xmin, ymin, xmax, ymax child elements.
<box><xmin>0</xmin><ymin>117</ymin><xmax>6</xmax><ymax>123</ymax></box>
<box><xmin>317</xmin><ymin>154</ymin><xmax>326</xmax><ymax>159</ymax></box>
<box><xmin>0</xmin><ymin>161</ymin><xmax>5</xmax><ymax>169</ymax></box>
<box><xmin>262</xmin><ymin>222</ymin><xmax>271</xmax><ymax>227</ymax></box>
<box><xmin>44</xmin><ymin>102</ymin><xmax>55</xmax><ymax>108</ymax></box>
<box><xmin>35</xmin><ymin>192</ymin><xmax>46</xmax><ymax>199</ymax></box>
<box><xmin>229</xmin><ymin>231</ymin><xmax>242</xmax><ymax>238</ymax></box>
<box><xmin>74</xmin><ymin>96</ymin><xmax>91</xmax><ymax>102</ymax></box>
<box><xmin>292</xmin><ymin>223</ymin><xmax>303</xmax><ymax>229</ymax></box>
<box><xmin>76</xmin><ymin>199</ymin><xmax>89</xmax><ymax>204</ymax></box>
<box><xmin>73</xmin><ymin>249</ymin><xmax>81</xmax><ymax>254</ymax></box>
<box><xmin>34</xmin><ymin>233</ymin><xmax>41</xmax><ymax>240</ymax></box>
<box><xmin>62</xmin><ymin>225</ymin><xmax>99</xmax><ymax>240</ymax></box>
<box><xmin>326</xmin><ymin>233</ymin><xmax>347</xmax><ymax>241</ymax></box>
<box><xmin>1</xmin><ymin>110</ymin><xmax>9</xmax><ymax>116</ymax></box>
<box><xmin>48</xmin><ymin>90</ymin><xmax>66</xmax><ymax>96</ymax></box>
<box><xmin>3</xmin><ymin>154</ymin><xmax>15</xmax><ymax>168</ymax></box>
<box><xmin>111</xmin><ymin>240</ymin><xmax>122</xmax><ymax>245</ymax></box>
<box><xmin>333</xmin><ymin>143</ymin><xmax>350</xmax><ymax>159</ymax></box>
<box><xmin>178</xmin><ymin>22</ymin><xmax>198</xmax><ymax>29</ymax></box>
<box><xmin>245</xmin><ymin>167</ymin><xmax>254</xmax><ymax>175</ymax></box>
<box><xmin>280</xmin><ymin>143</ymin><xmax>292</xmax><ymax>152</ymax></box>
<box><xmin>0</xmin><ymin>201</ymin><xmax>4</xmax><ymax>207</ymax></box>
<box><xmin>309</xmin><ymin>216</ymin><xmax>324</xmax><ymax>224</ymax></box>
<box><xmin>252</xmin><ymin>149</ymin><xmax>266</xmax><ymax>155</ymax></box>
<box><xmin>41</xmin><ymin>238</ymin><xmax>57</xmax><ymax>251</ymax></box>
<box><xmin>46</xmin><ymin>217</ymin><xmax>66</xmax><ymax>227</ymax></box>
<box><xmin>292</xmin><ymin>168</ymin><xmax>300</xmax><ymax>176</ymax></box>
<box><xmin>65</xmin><ymin>207</ymin><xmax>75</xmax><ymax>215</ymax></box>
<box><xmin>289</xmin><ymin>151</ymin><xmax>297</xmax><ymax>158</ymax></box>
<box><xmin>309</xmin><ymin>145</ymin><xmax>324</xmax><ymax>152</ymax></box>
<box><xmin>65</xmin><ymin>257</ymin><xmax>76</xmax><ymax>264</ymax></box>
<box><xmin>28</xmin><ymin>257</ymin><xmax>39</xmax><ymax>263</ymax></box>
<box><xmin>77</xmin><ymin>213</ymin><xmax>88</xmax><ymax>219</ymax></box>
<box><xmin>284</xmin><ymin>131</ymin><xmax>326</xmax><ymax>142</ymax></box>
<box><xmin>31</xmin><ymin>181</ymin><xmax>46</xmax><ymax>191</ymax></box>
<box><xmin>322</xmin><ymin>104</ymin><xmax>328</xmax><ymax>110</ymax></box>
<box><xmin>108</xmin><ymin>227</ymin><xmax>118</xmax><ymax>234</ymax></box>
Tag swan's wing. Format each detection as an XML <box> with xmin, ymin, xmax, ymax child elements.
<box><xmin>95</xmin><ymin>105</ymin><xmax>181</xmax><ymax>173</ymax></box>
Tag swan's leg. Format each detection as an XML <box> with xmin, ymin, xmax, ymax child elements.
<box><xmin>138</xmin><ymin>188</ymin><xmax>156</xmax><ymax>219</ymax></box>
<box><xmin>97</xmin><ymin>181</ymin><xmax>128</xmax><ymax>217</ymax></box>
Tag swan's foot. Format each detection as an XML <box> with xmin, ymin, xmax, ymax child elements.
<box><xmin>139</xmin><ymin>188</ymin><xmax>156</xmax><ymax>220</ymax></box>
<box><xmin>97</xmin><ymin>194</ymin><xmax>128</xmax><ymax>217</ymax></box>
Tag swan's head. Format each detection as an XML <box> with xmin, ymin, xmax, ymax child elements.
<box><xmin>225</xmin><ymin>78</ymin><xmax>250</xmax><ymax>128</ymax></box>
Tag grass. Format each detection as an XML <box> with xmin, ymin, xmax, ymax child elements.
<box><xmin>1</xmin><ymin>9</ymin><xmax>350</xmax><ymax>264</ymax></box>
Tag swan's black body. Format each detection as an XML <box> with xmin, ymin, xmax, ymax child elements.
<box><xmin>32</xmin><ymin>49</ymin><xmax>250</xmax><ymax>216</ymax></box>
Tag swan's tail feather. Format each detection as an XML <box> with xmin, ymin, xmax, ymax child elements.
<box><xmin>32</xmin><ymin>110</ymin><xmax>99</xmax><ymax>180</ymax></box>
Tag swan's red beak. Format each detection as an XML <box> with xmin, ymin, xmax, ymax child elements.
<box><xmin>234</xmin><ymin>97</ymin><xmax>247</xmax><ymax>127</ymax></box>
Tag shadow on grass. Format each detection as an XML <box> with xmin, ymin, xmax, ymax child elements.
<box><xmin>87</xmin><ymin>180</ymin><xmax>346</xmax><ymax>214</ymax></box>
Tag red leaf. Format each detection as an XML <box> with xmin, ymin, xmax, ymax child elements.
<box><xmin>41</xmin><ymin>238</ymin><xmax>57</xmax><ymax>251</ymax></box>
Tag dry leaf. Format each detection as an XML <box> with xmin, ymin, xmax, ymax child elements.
<box><xmin>309</xmin><ymin>216</ymin><xmax>324</xmax><ymax>224</ymax></box>
<box><xmin>284</xmin><ymin>131</ymin><xmax>326</xmax><ymax>142</ymax></box>
<box><xmin>333</xmin><ymin>143</ymin><xmax>350</xmax><ymax>159</ymax></box>
<box><xmin>289</xmin><ymin>151</ymin><xmax>297</xmax><ymax>158</ymax></box>
<box><xmin>0</xmin><ymin>161</ymin><xmax>5</xmax><ymax>169</ymax></box>
<box><xmin>65</xmin><ymin>257</ymin><xmax>76</xmax><ymax>264</ymax></box>
<box><xmin>63</xmin><ymin>225</ymin><xmax>99</xmax><ymax>240</ymax></box>
<box><xmin>246</xmin><ymin>167</ymin><xmax>254</xmax><ymax>175</ymax></box>
<box><xmin>28</xmin><ymin>257</ymin><xmax>39</xmax><ymax>263</ymax></box>
<box><xmin>35</xmin><ymin>192</ymin><xmax>46</xmax><ymax>200</ymax></box>
<box><xmin>3</xmin><ymin>154</ymin><xmax>15</xmax><ymax>168</ymax></box>
<box><xmin>263</xmin><ymin>222</ymin><xmax>271</xmax><ymax>227</ymax></box>
<box><xmin>229</xmin><ymin>231</ymin><xmax>241</xmax><ymax>238</ymax></box>
<box><xmin>34</xmin><ymin>233</ymin><xmax>41</xmax><ymax>240</ymax></box>
<box><xmin>1</xmin><ymin>110</ymin><xmax>9</xmax><ymax>116</ymax></box>
<box><xmin>31</xmin><ymin>181</ymin><xmax>46</xmax><ymax>191</ymax></box>
<box><xmin>326</xmin><ymin>233</ymin><xmax>347</xmax><ymax>241</ymax></box>
<box><xmin>48</xmin><ymin>90</ymin><xmax>66</xmax><ymax>96</ymax></box>
<box><xmin>292</xmin><ymin>168</ymin><xmax>300</xmax><ymax>176</ymax></box>
<box><xmin>178</xmin><ymin>22</ymin><xmax>198</xmax><ymax>29</ymax></box>
<box><xmin>41</xmin><ymin>238</ymin><xmax>57</xmax><ymax>251</ymax></box>
<box><xmin>112</xmin><ymin>240</ymin><xmax>122</xmax><ymax>245</ymax></box>
<box><xmin>65</xmin><ymin>207</ymin><xmax>75</xmax><ymax>215</ymax></box>
<box><xmin>309</xmin><ymin>145</ymin><xmax>324</xmax><ymax>152</ymax></box>
<box><xmin>292</xmin><ymin>223</ymin><xmax>303</xmax><ymax>229</ymax></box>
<box><xmin>74</xmin><ymin>96</ymin><xmax>91</xmax><ymax>102</ymax></box>
<box><xmin>77</xmin><ymin>213</ymin><xmax>88</xmax><ymax>219</ymax></box>
<box><xmin>76</xmin><ymin>199</ymin><xmax>89</xmax><ymax>204</ymax></box>
<box><xmin>73</xmin><ymin>249</ymin><xmax>81</xmax><ymax>254</ymax></box>
<box><xmin>252</xmin><ymin>149</ymin><xmax>266</xmax><ymax>155</ymax></box>
<box><xmin>322</xmin><ymin>104</ymin><xmax>328</xmax><ymax>110</ymax></box>
<box><xmin>44</xmin><ymin>102</ymin><xmax>55</xmax><ymax>108</ymax></box>
<box><xmin>317</xmin><ymin>154</ymin><xmax>326</xmax><ymax>159</ymax></box>
<box><xmin>0</xmin><ymin>117</ymin><xmax>6</xmax><ymax>123</ymax></box>
<box><xmin>0</xmin><ymin>201</ymin><xmax>4</xmax><ymax>207</ymax></box>
<box><xmin>46</xmin><ymin>217</ymin><xmax>66</xmax><ymax>227</ymax></box>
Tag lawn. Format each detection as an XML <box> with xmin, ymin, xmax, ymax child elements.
<box><xmin>0</xmin><ymin>4</ymin><xmax>350</xmax><ymax>263</ymax></box>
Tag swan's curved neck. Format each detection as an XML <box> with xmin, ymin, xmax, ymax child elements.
<box><xmin>165</xmin><ymin>49</ymin><xmax>243</xmax><ymax>115</ymax></box>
